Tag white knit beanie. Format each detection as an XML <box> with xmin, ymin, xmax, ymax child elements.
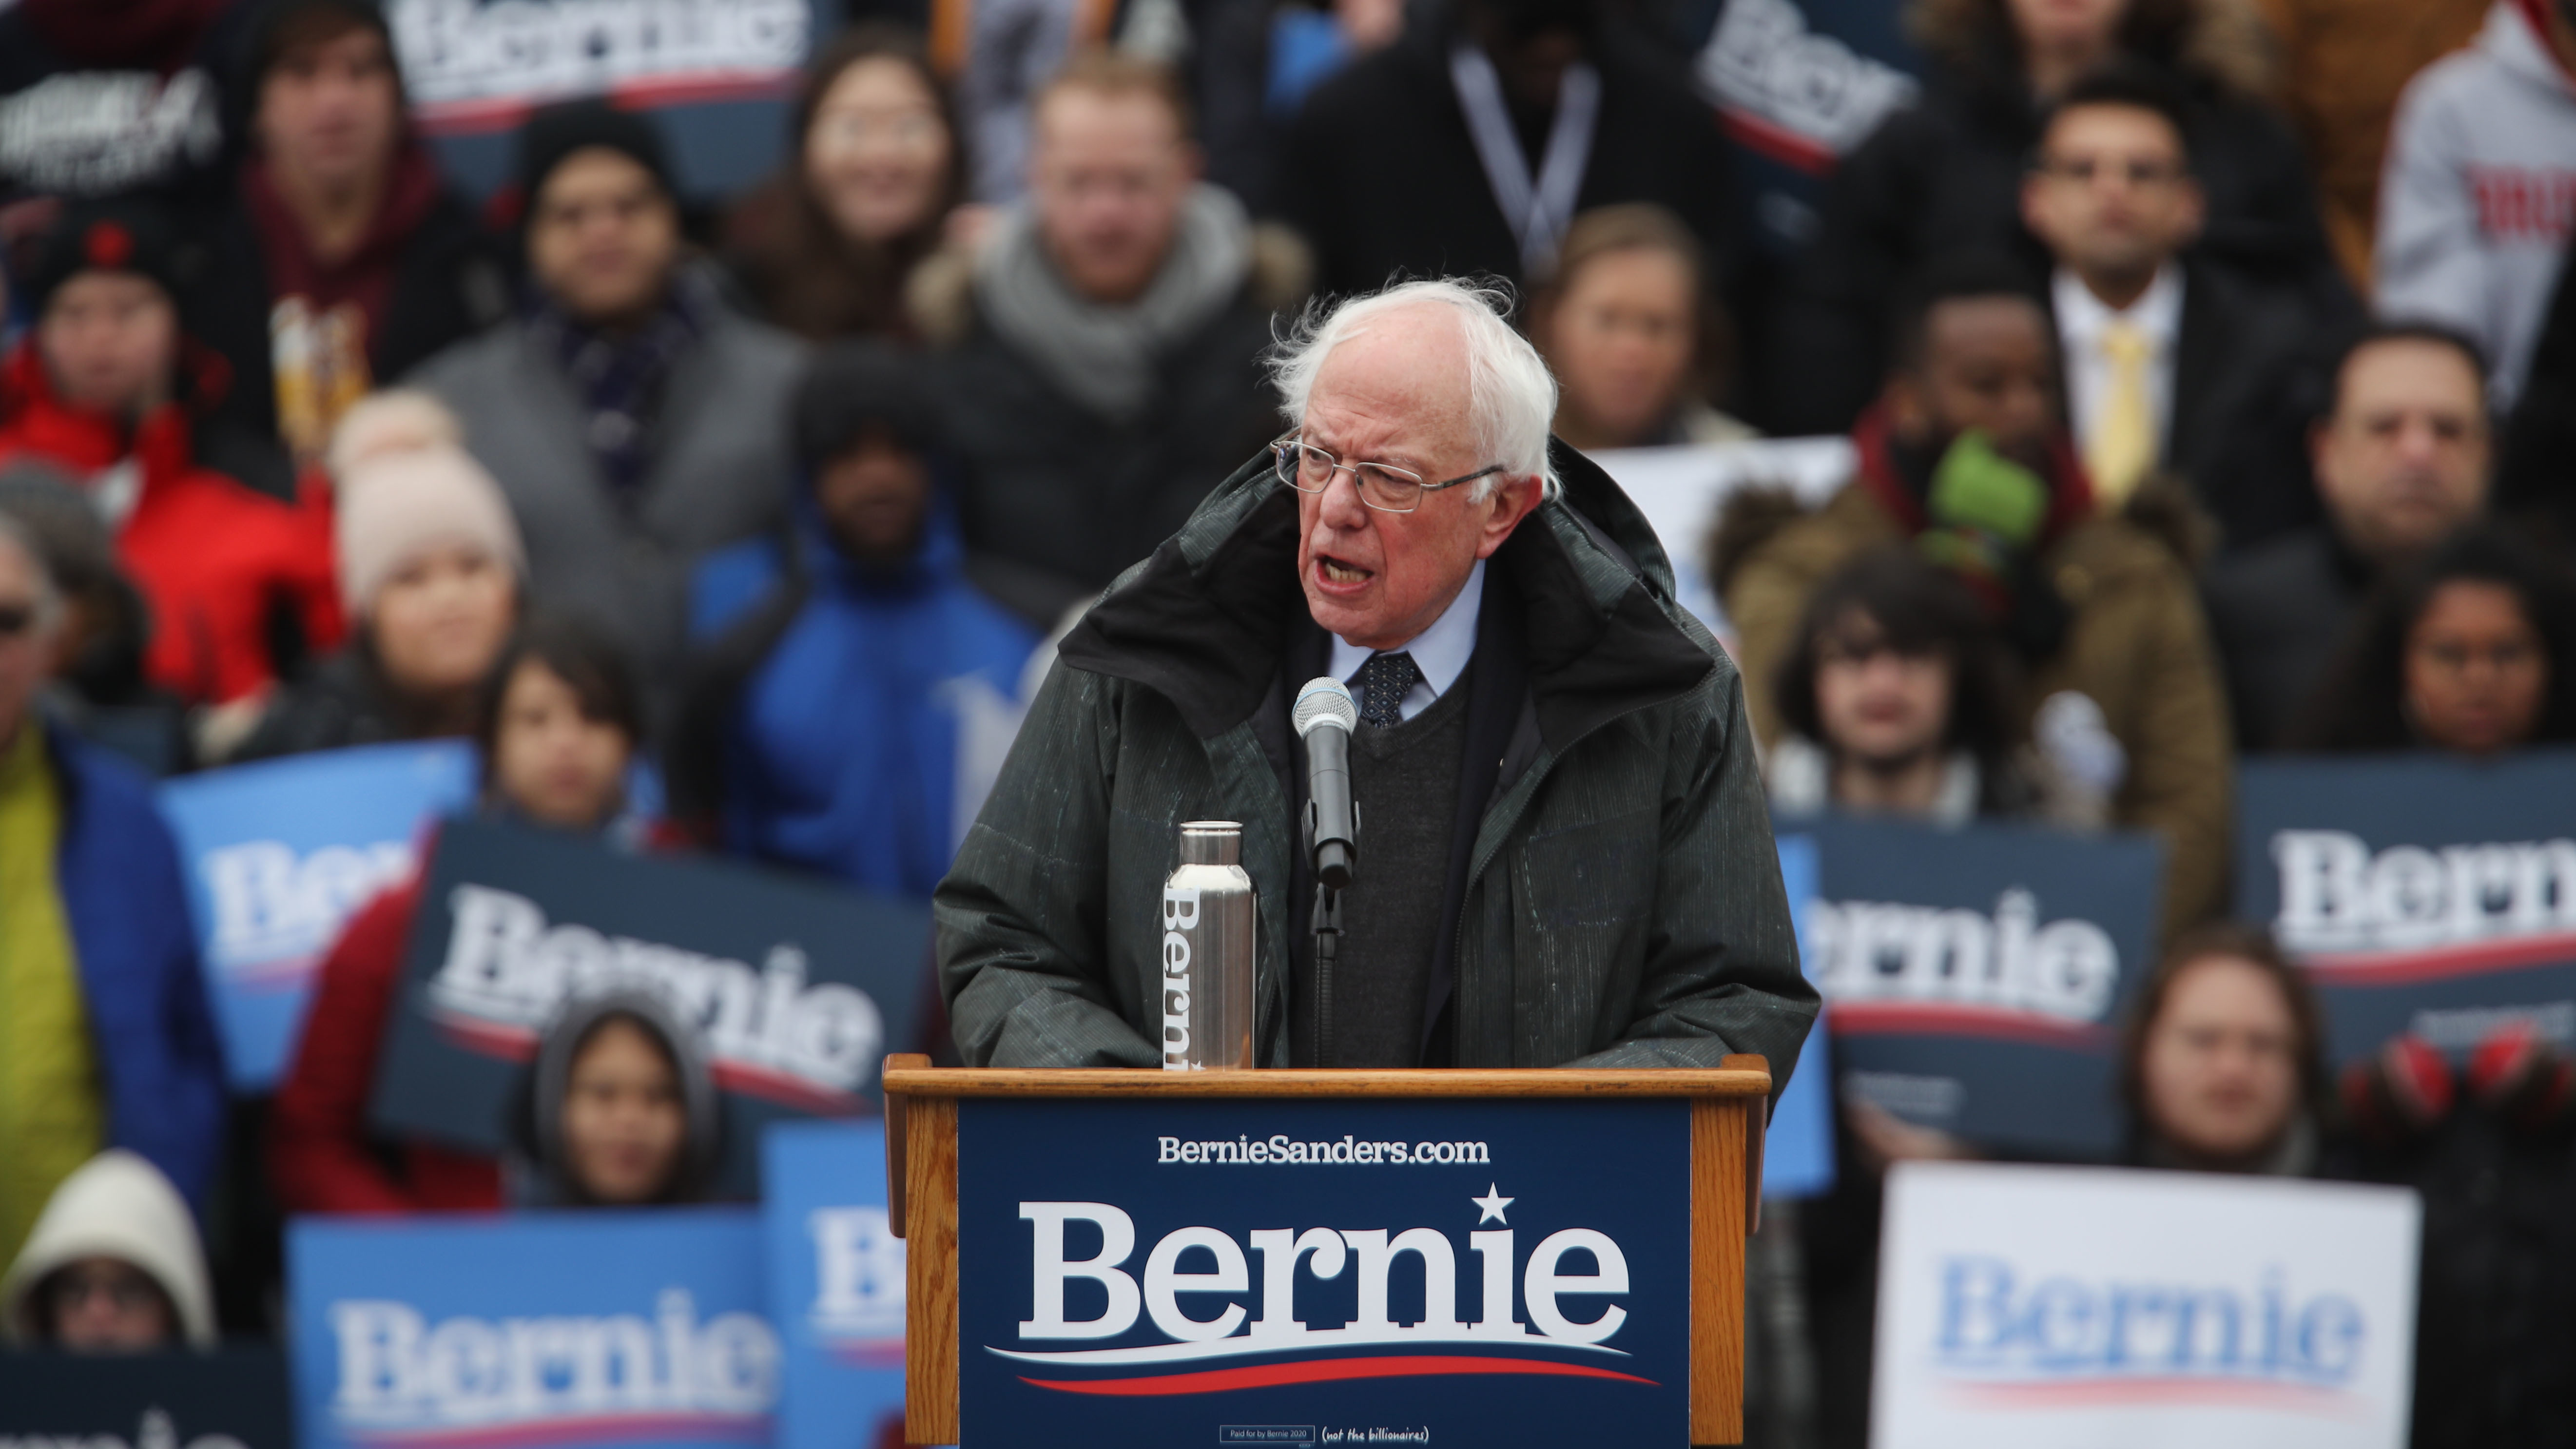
<box><xmin>335</xmin><ymin>446</ymin><xmax>527</xmax><ymax>616</ymax></box>
<box><xmin>326</xmin><ymin>388</ymin><xmax>466</xmax><ymax>489</ymax></box>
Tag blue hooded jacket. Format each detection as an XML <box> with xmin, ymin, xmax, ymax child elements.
<box><xmin>47</xmin><ymin>720</ymin><xmax>227</xmax><ymax>1208</ymax></box>
<box><xmin>688</xmin><ymin>499</ymin><xmax>1041</xmax><ymax>898</ymax></box>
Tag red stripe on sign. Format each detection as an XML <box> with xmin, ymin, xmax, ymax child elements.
<box><xmin>2302</xmin><ymin>930</ymin><xmax>2576</xmax><ymax>985</ymax></box>
<box><xmin>1826</xmin><ymin>1001</ymin><xmax>2111</xmax><ymax>1048</ymax></box>
<box><xmin>349</xmin><ymin>1412</ymin><xmax>769</xmax><ymax>1449</ymax></box>
<box><xmin>1945</xmin><ymin>1375</ymin><xmax>2366</xmax><ymax>1418</ymax></box>
<box><xmin>1022</xmin><ymin>1355</ymin><xmax>1659</xmax><ymax>1396</ymax></box>
<box><xmin>412</xmin><ymin>71</ymin><xmax>796</xmax><ymax>135</ymax></box>
<box><xmin>1718</xmin><ymin>107</ymin><xmax>1838</xmax><ymax>175</ymax></box>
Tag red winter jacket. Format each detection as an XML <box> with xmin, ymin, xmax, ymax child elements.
<box><xmin>0</xmin><ymin>342</ymin><xmax>342</xmax><ymax>703</ymax></box>
<box><xmin>268</xmin><ymin>877</ymin><xmax>504</xmax><ymax>1214</ymax></box>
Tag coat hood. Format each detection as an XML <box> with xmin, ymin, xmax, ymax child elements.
<box><xmin>0</xmin><ymin>1149</ymin><xmax>216</xmax><ymax>1349</ymax></box>
<box><xmin>2494</xmin><ymin>0</ymin><xmax>2576</xmax><ymax>93</ymax></box>
<box><xmin>1057</xmin><ymin>439</ymin><xmax>1715</xmax><ymax>751</ymax></box>
<box><xmin>520</xmin><ymin>987</ymin><xmax>723</xmax><ymax>1206</ymax></box>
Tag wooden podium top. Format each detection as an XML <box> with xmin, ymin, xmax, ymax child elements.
<box><xmin>880</xmin><ymin>1054</ymin><xmax>1774</xmax><ymax>1236</ymax></box>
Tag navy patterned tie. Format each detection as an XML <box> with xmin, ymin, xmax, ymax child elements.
<box><xmin>1356</xmin><ymin>651</ymin><xmax>1421</xmax><ymax>729</ymax></box>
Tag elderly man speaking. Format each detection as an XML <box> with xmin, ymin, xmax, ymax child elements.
<box><xmin>936</xmin><ymin>279</ymin><xmax>1815</xmax><ymax>1075</ymax></box>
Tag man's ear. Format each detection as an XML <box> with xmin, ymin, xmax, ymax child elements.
<box><xmin>2174</xmin><ymin>177</ymin><xmax>2208</xmax><ymax>249</ymax></box>
<box><xmin>1474</xmin><ymin>474</ymin><xmax>1546</xmax><ymax>559</ymax></box>
<box><xmin>1885</xmin><ymin>372</ymin><xmax>1929</xmax><ymax>441</ymax></box>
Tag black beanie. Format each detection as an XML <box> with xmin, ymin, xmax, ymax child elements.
<box><xmin>244</xmin><ymin>0</ymin><xmax>396</xmax><ymax>92</ymax></box>
<box><xmin>794</xmin><ymin>341</ymin><xmax>942</xmax><ymax>473</ymax></box>
<box><xmin>26</xmin><ymin>196</ymin><xmax>192</xmax><ymax>316</ymax></box>
<box><xmin>514</xmin><ymin>99</ymin><xmax>678</xmax><ymax>219</ymax></box>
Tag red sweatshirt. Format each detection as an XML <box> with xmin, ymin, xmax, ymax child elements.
<box><xmin>268</xmin><ymin>878</ymin><xmax>504</xmax><ymax>1214</ymax></box>
<box><xmin>0</xmin><ymin>342</ymin><xmax>342</xmax><ymax>703</ymax></box>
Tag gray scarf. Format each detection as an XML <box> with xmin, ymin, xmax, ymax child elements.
<box><xmin>973</xmin><ymin>183</ymin><xmax>1252</xmax><ymax>422</ymax></box>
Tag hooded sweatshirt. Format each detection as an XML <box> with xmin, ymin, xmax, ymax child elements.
<box><xmin>0</xmin><ymin>1148</ymin><xmax>215</xmax><ymax>1349</ymax></box>
<box><xmin>516</xmin><ymin>989</ymin><xmax>723</xmax><ymax>1208</ymax></box>
<box><xmin>2377</xmin><ymin>0</ymin><xmax>2576</xmax><ymax>409</ymax></box>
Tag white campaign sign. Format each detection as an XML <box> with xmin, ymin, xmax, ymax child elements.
<box><xmin>1873</xmin><ymin>1162</ymin><xmax>2420</xmax><ymax>1449</ymax></box>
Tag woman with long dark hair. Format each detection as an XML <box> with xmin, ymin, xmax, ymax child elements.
<box><xmin>2287</xmin><ymin>522</ymin><xmax>2576</xmax><ymax>755</ymax></box>
<box><xmin>721</xmin><ymin>25</ymin><xmax>967</xmax><ymax>343</ymax></box>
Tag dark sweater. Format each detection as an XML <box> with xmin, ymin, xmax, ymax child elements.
<box><xmin>1293</xmin><ymin>674</ymin><xmax>1472</xmax><ymax>1068</ymax></box>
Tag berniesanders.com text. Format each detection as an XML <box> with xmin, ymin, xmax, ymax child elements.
<box><xmin>1158</xmin><ymin>1134</ymin><xmax>1491</xmax><ymax>1165</ymax></box>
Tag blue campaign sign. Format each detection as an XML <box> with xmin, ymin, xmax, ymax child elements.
<box><xmin>289</xmin><ymin>1209</ymin><xmax>776</xmax><ymax>1449</ymax></box>
<box><xmin>1764</xmin><ymin>834</ymin><xmax>1835</xmax><ymax>1198</ymax></box>
<box><xmin>763</xmin><ymin>1121</ymin><xmax>908</xmax><ymax>1449</ymax></box>
<box><xmin>2237</xmin><ymin>751</ymin><xmax>2576</xmax><ymax>1065</ymax></box>
<box><xmin>955</xmin><ymin>1098</ymin><xmax>1692</xmax><ymax>1448</ymax></box>
<box><xmin>159</xmin><ymin>740</ymin><xmax>478</xmax><ymax>1091</ymax></box>
<box><xmin>371</xmin><ymin>815</ymin><xmax>930</xmax><ymax>1197</ymax></box>
<box><xmin>1804</xmin><ymin>815</ymin><xmax>2163</xmax><ymax>1158</ymax></box>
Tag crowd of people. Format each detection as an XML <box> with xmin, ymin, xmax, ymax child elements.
<box><xmin>0</xmin><ymin>0</ymin><xmax>2573</xmax><ymax>1441</ymax></box>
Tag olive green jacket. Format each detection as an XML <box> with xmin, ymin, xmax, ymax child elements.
<box><xmin>935</xmin><ymin>444</ymin><xmax>1817</xmax><ymax>1083</ymax></box>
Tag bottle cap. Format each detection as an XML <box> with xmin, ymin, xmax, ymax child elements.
<box><xmin>1177</xmin><ymin>820</ymin><xmax>1242</xmax><ymax>866</ymax></box>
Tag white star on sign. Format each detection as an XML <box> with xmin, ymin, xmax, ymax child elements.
<box><xmin>1472</xmin><ymin>1185</ymin><xmax>1514</xmax><ymax>1225</ymax></box>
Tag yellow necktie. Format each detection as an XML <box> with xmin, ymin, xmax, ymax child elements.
<box><xmin>2086</xmin><ymin>319</ymin><xmax>2155</xmax><ymax>508</ymax></box>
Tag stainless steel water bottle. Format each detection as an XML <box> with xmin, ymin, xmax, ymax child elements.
<box><xmin>1160</xmin><ymin>821</ymin><xmax>1257</xmax><ymax>1070</ymax></box>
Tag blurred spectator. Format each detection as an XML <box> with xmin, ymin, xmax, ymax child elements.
<box><xmin>0</xmin><ymin>1150</ymin><xmax>215</xmax><ymax>1352</ymax></box>
<box><xmin>723</xmin><ymin>25</ymin><xmax>965</xmax><ymax>343</ymax></box>
<box><xmin>2376</xmin><ymin>0</ymin><xmax>2576</xmax><ymax>413</ymax></box>
<box><xmin>232</xmin><ymin>399</ymin><xmax>526</xmax><ymax>762</ymax></box>
<box><xmin>2344</xmin><ymin>1022</ymin><xmax>2576</xmax><ymax>1447</ymax></box>
<box><xmin>1722</xmin><ymin>255</ymin><xmax>2232</xmax><ymax>936</ymax></box>
<box><xmin>413</xmin><ymin>101</ymin><xmax>803</xmax><ymax>689</ymax></box>
<box><xmin>513</xmin><ymin>990</ymin><xmax>719</xmax><ymax>1208</ymax></box>
<box><xmin>918</xmin><ymin>53</ymin><xmax>1302</xmax><ymax>615</ymax></box>
<box><xmin>2020</xmin><ymin>65</ymin><xmax>2347</xmax><ymax>544</ymax></box>
<box><xmin>677</xmin><ymin>342</ymin><xmax>1039</xmax><ymax>895</ymax></box>
<box><xmin>0</xmin><ymin>517</ymin><xmax>224</xmax><ymax>1264</ymax></box>
<box><xmin>1196</xmin><ymin>0</ymin><xmax>1406</xmax><ymax>213</ymax></box>
<box><xmin>0</xmin><ymin>462</ymin><xmax>184</xmax><ymax>773</ymax></box>
<box><xmin>2288</xmin><ymin>521</ymin><xmax>2576</xmax><ymax>754</ymax></box>
<box><xmin>2254</xmin><ymin>0</ymin><xmax>2487</xmax><ymax>290</ymax></box>
<box><xmin>188</xmin><ymin>0</ymin><xmax>507</xmax><ymax>470</ymax></box>
<box><xmin>1278</xmin><ymin>0</ymin><xmax>1736</xmax><ymax>298</ymax></box>
<box><xmin>1763</xmin><ymin>546</ymin><xmax>2034</xmax><ymax>823</ymax></box>
<box><xmin>1775</xmin><ymin>0</ymin><xmax>2340</xmax><ymax>436</ymax></box>
<box><xmin>2498</xmin><ymin>226</ymin><xmax>2576</xmax><ymax>533</ymax></box>
<box><xmin>2205</xmin><ymin>324</ymin><xmax>2494</xmax><ymax>748</ymax></box>
<box><xmin>0</xmin><ymin>0</ymin><xmax>242</xmax><ymax>224</ymax></box>
<box><xmin>0</xmin><ymin>197</ymin><xmax>344</xmax><ymax>709</ymax></box>
<box><xmin>2119</xmin><ymin>922</ymin><xmax>2338</xmax><ymax>1173</ymax></box>
<box><xmin>1532</xmin><ymin>203</ymin><xmax>1750</xmax><ymax>452</ymax></box>
<box><xmin>269</xmin><ymin>615</ymin><xmax>649</xmax><ymax>1215</ymax></box>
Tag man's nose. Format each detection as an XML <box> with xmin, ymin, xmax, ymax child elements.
<box><xmin>1316</xmin><ymin>471</ymin><xmax>1372</xmax><ymax>531</ymax></box>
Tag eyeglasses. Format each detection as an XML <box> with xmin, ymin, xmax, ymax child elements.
<box><xmin>1273</xmin><ymin>436</ymin><xmax>1507</xmax><ymax>514</ymax></box>
<box><xmin>0</xmin><ymin>601</ymin><xmax>39</xmax><ymax>638</ymax></box>
<box><xmin>45</xmin><ymin>1265</ymin><xmax>163</xmax><ymax>1314</ymax></box>
<box><xmin>2032</xmin><ymin>156</ymin><xmax>2190</xmax><ymax>188</ymax></box>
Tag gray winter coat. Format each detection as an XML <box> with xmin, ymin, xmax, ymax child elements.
<box><xmin>408</xmin><ymin>286</ymin><xmax>805</xmax><ymax>680</ymax></box>
<box><xmin>935</xmin><ymin>444</ymin><xmax>1817</xmax><ymax>1082</ymax></box>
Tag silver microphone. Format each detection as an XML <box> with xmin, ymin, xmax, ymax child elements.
<box><xmin>1295</xmin><ymin>677</ymin><xmax>1359</xmax><ymax>890</ymax></box>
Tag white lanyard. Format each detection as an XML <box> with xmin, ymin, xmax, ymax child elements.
<box><xmin>1449</xmin><ymin>44</ymin><xmax>1600</xmax><ymax>278</ymax></box>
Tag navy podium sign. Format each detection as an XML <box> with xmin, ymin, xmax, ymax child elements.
<box><xmin>1804</xmin><ymin>815</ymin><xmax>2164</xmax><ymax>1157</ymax></box>
<box><xmin>954</xmin><ymin>1097</ymin><xmax>1693</xmax><ymax>1447</ymax></box>
<box><xmin>2238</xmin><ymin>751</ymin><xmax>2576</xmax><ymax>1064</ymax></box>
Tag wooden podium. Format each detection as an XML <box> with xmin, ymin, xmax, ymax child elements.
<box><xmin>883</xmin><ymin>1053</ymin><xmax>1772</xmax><ymax>1447</ymax></box>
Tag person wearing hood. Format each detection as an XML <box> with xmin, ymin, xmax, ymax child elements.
<box><xmin>0</xmin><ymin>196</ymin><xmax>344</xmax><ymax>712</ymax></box>
<box><xmin>0</xmin><ymin>521</ymin><xmax>224</xmax><ymax>1266</ymax></box>
<box><xmin>1722</xmin><ymin>254</ymin><xmax>2233</xmax><ymax>939</ymax></box>
<box><xmin>676</xmin><ymin>341</ymin><xmax>1039</xmax><ymax>897</ymax></box>
<box><xmin>0</xmin><ymin>1150</ymin><xmax>217</xmax><ymax>1352</ymax></box>
<box><xmin>230</xmin><ymin>392</ymin><xmax>526</xmax><ymax>762</ymax></box>
<box><xmin>513</xmin><ymin>989</ymin><xmax>721</xmax><ymax>1208</ymax></box>
<box><xmin>914</xmin><ymin>51</ymin><xmax>1308</xmax><ymax>622</ymax></box>
<box><xmin>184</xmin><ymin>0</ymin><xmax>507</xmax><ymax>470</ymax></box>
<box><xmin>269</xmin><ymin>616</ymin><xmax>649</xmax><ymax>1214</ymax></box>
<box><xmin>2375</xmin><ymin>0</ymin><xmax>2576</xmax><ymax>415</ymax></box>
<box><xmin>412</xmin><ymin>100</ymin><xmax>804</xmax><ymax>691</ymax></box>
<box><xmin>937</xmin><ymin>276</ymin><xmax>1816</xmax><ymax>1077</ymax></box>
<box><xmin>0</xmin><ymin>462</ymin><xmax>187</xmax><ymax>774</ymax></box>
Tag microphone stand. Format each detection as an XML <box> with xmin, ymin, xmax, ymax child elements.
<box><xmin>1312</xmin><ymin>883</ymin><xmax>1343</xmax><ymax>1069</ymax></box>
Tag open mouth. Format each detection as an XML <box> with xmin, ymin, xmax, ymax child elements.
<box><xmin>1317</xmin><ymin>555</ymin><xmax>1374</xmax><ymax>586</ymax></box>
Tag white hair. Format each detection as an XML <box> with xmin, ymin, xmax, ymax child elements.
<box><xmin>0</xmin><ymin>514</ymin><xmax>62</xmax><ymax>638</ymax></box>
<box><xmin>1267</xmin><ymin>278</ymin><xmax>1561</xmax><ymax>501</ymax></box>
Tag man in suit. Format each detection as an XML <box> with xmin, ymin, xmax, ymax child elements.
<box><xmin>2020</xmin><ymin>65</ymin><xmax>2353</xmax><ymax>553</ymax></box>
